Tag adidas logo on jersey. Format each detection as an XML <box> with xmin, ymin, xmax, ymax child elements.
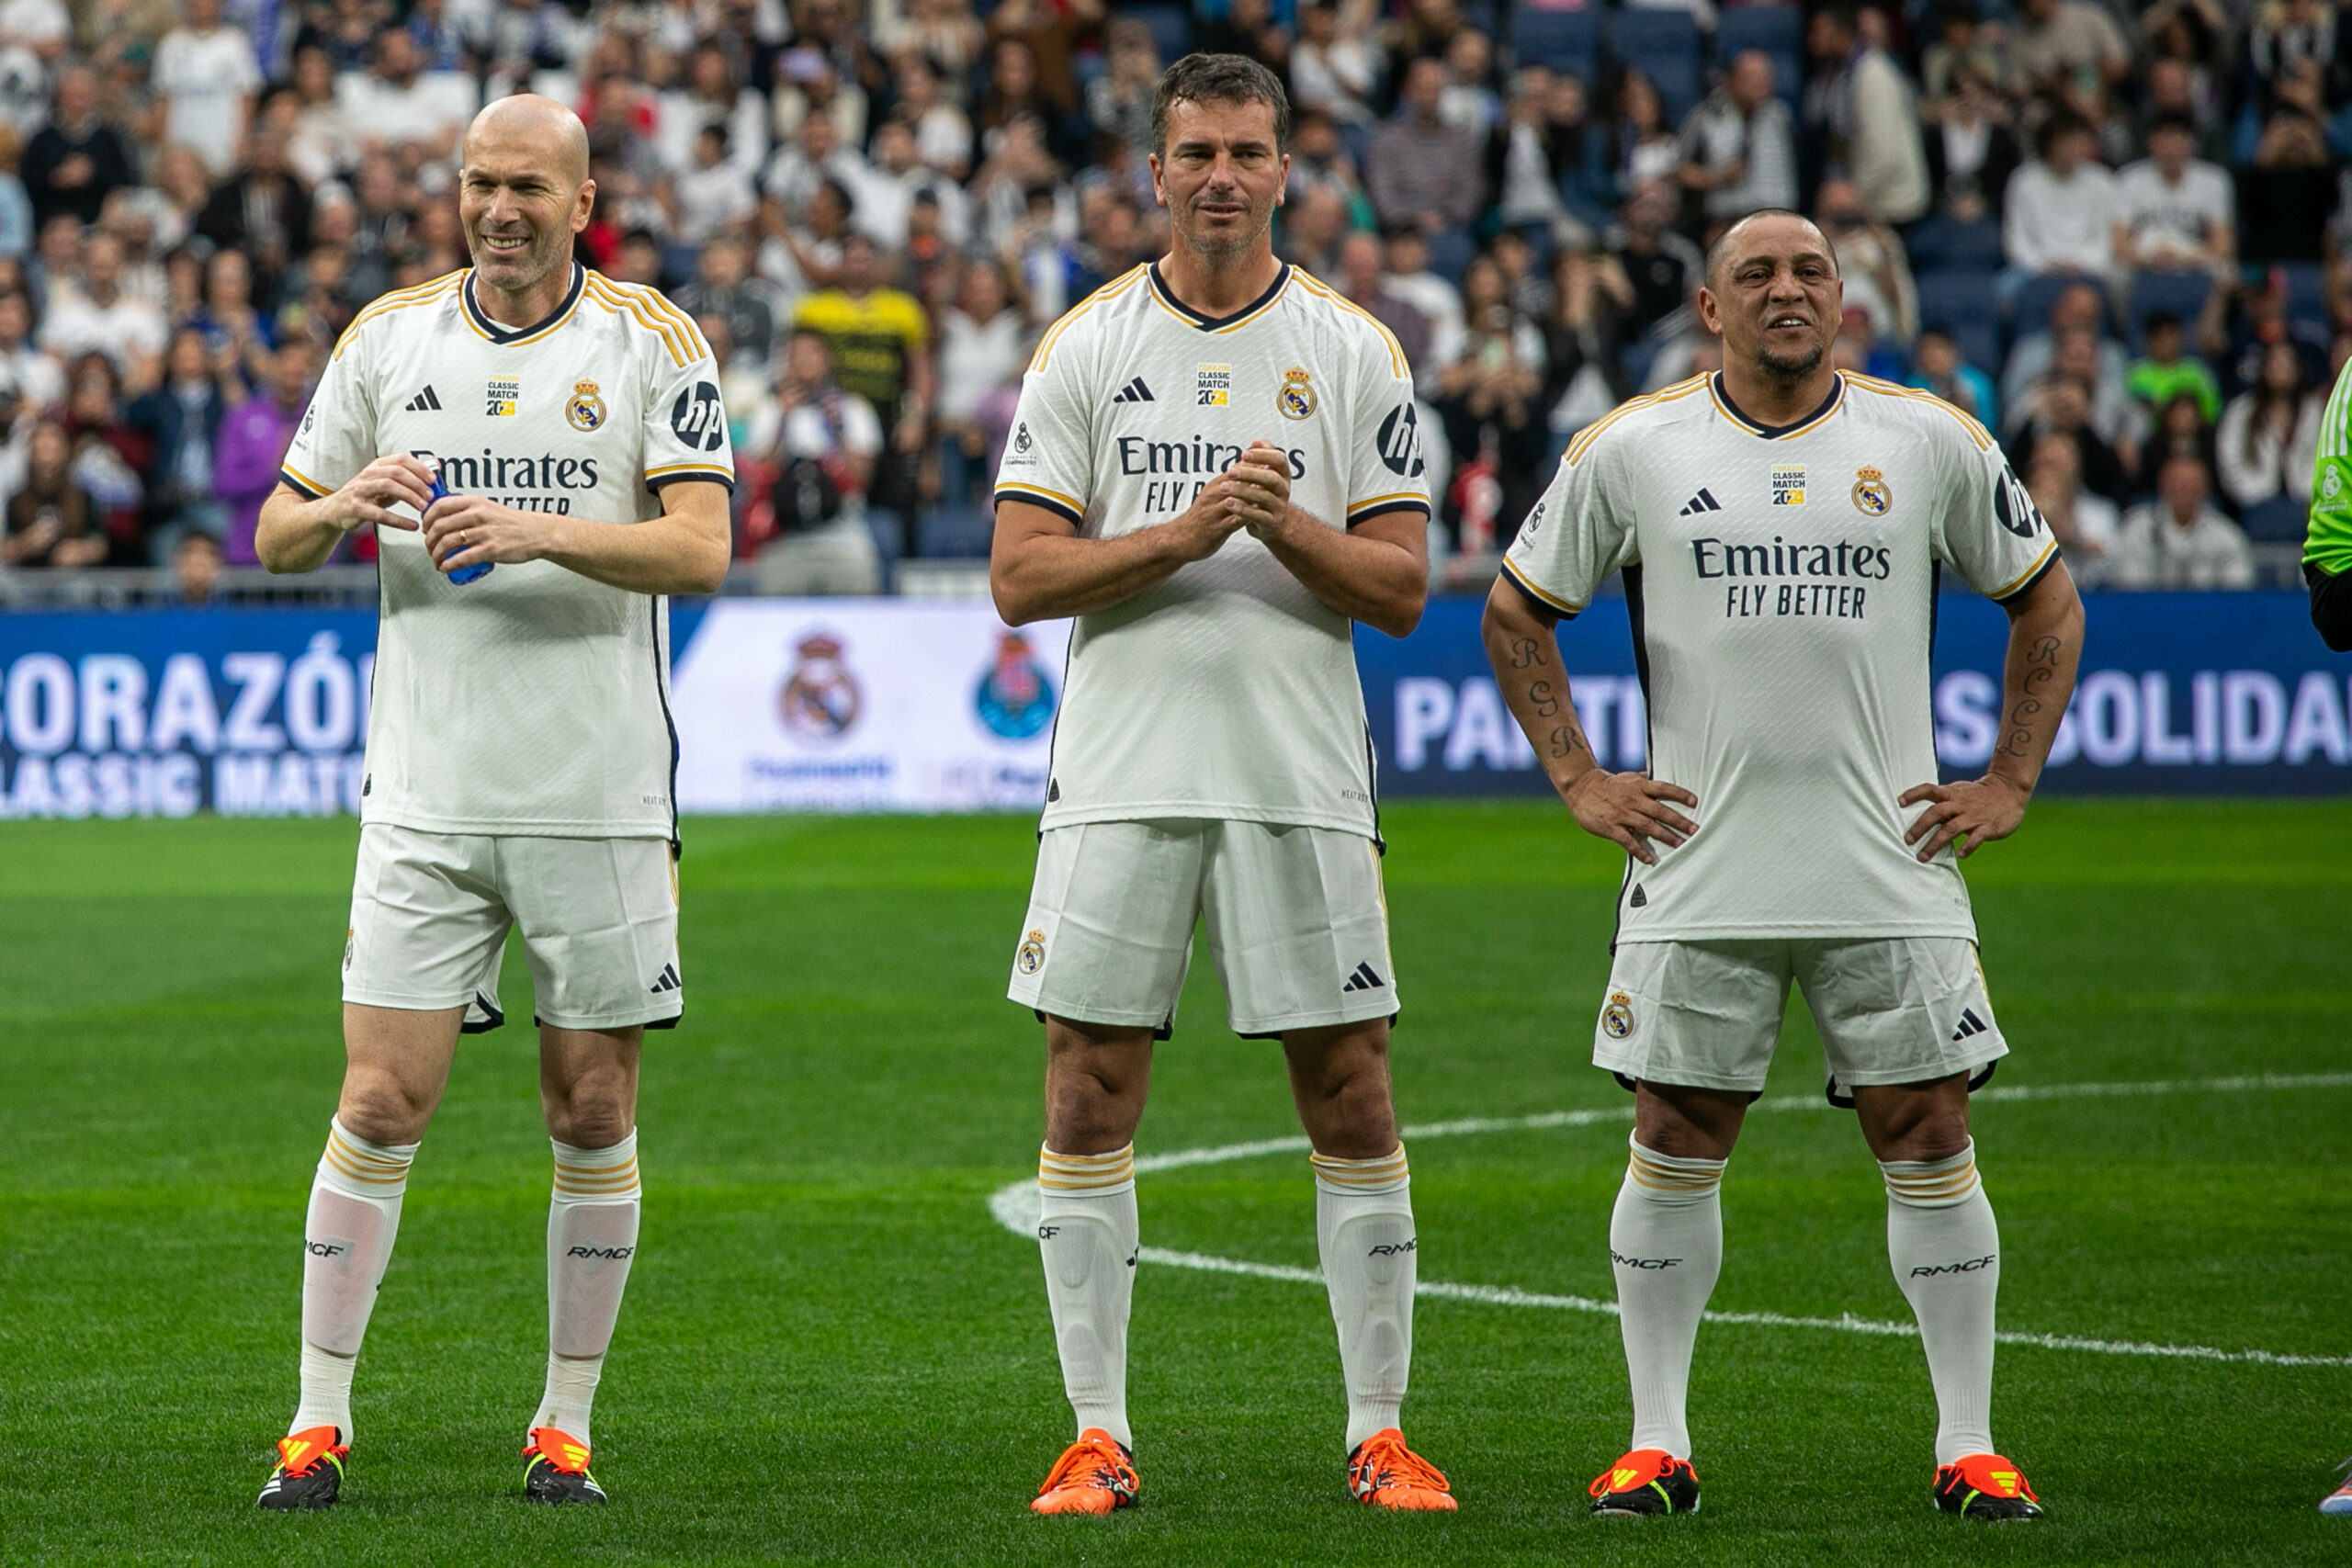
<box><xmin>1628</xmin><ymin>884</ymin><xmax>1648</xmax><ymax>908</ymax></box>
<box><xmin>1340</xmin><ymin>962</ymin><xmax>1386</xmax><ymax>994</ymax></box>
<box><xmin>649</xmin><ymin>963</ymin><xmax>682</xmax><ymax>995</ymax></box>
<box><xmin>1678</xmin><ymin>488</ymin><xmax>1722</xmax><ymax>515</ymax></box>
<box><xmin>404</xmin><ymin>385</ymin><xmax>443</xmax><ymax>412</ymax></box>
<box><xmin>1111</xmin><ymin>377</ymin><xmax>1155</xmax><ymax>403</ymax></box>
<box><xmin>1951</xmin><ymin>1007</ymin><xmax>1989</xmax><ymax>1042</ymax></box>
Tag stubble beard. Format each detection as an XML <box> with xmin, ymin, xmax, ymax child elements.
<box><xmin>1755</xmin><ymin>338</ymin><xmax>1825</xmax><ymax>384</ymax></box>
<box><xmin>1180</xmin><ymin>193</ymin><xmax>1272</xmax><ymax>265</ymax></box>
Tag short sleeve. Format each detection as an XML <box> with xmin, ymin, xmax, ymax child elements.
<box><xmin>642</xmin><ymin>329</ymin><xmax>738</xmax><ymax>492</ymax></box>
<box><xmin>1498</xmin><ymin>431</ymin><xmax>1638</xmax><ymax>619</ymax></box>
<box><xmin>992</xmin><ymin>333</ymin><xmax>1094</xmax><ymax>526</ymax></box>
<box><xmin>1341</xmin><ymin>325</ymin><xmax>1433</xmax><ymax>529</ymax></box>
<box><xmin>278</xmin><ymin>321</ymin><xmax>379</xmax><ymax>499</ymax></box>
<box><xmin>1932</xmin><ymin>417</ymin><xmax>2061</xmax><ymax>603</ymax></box>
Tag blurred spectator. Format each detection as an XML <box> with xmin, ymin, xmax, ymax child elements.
<box><xmin>1907</xmin><ymin>326</ymin><xmax>1998</xmax><ymax>429</ymax></box>
<box><xmin>1384</xmin><ymin>226</ymin><xmax>1467</xmax><ymax>372</ymax></box>
<box><xmin>1436</xmin><ymin>251</ymin><xmax>1547</xmax><ymax>547</ymax></box>
<box><xmin>214</xmin><ymin>335</ymin><xmax>313</xmax><ymax>566</ymax></box>
<box><xmin>196</xmin><ymin>130</ymin><xmax>312</xmax><ymax>289</ymax></box>
<box><xmin>1816</xmin><ymin>178</ymin><xmax>1916</xmax><ymax>345</ymax></box>
<box><xmin>173</xmin><ymin>527</ymin><xmax>220</xmax><ymax>603</ymax></box>
<box><xmin>974</xmin><ymin>37</ymin><xmax>1063</xmax><ymax>153</ymax></box>
<box><xmin>153</xmin><ymin>0</ymin><xmax>261</xmax><ymax>177</ymax></box>
<box><xmin>1920</xmin><ymin>0</ymin><xmax>2007</xmax><ymax>107</ymax></box>
<box><xmin>2004</xmin><ymin>112</ymin><xmax>2119</xmax><ymax>278</ymax></box>
<box><xmin>745</xmin><ymin>324</ymin><xmax>883</xmax><ymax>593</ymax></box>
<box><xmin>657</xmin><ymin>39</ymin><xmax>767</xmax><ymax>184</ymax></box>
<box><xmin>765</xmin><ymin>110</ymin><xmax>868</xmax><ymax>228</ymax></box>
<box><xmin>0</xmin><ymin>123</ymin><xmax>29</xmax><ymax>258</ymax></box>
<box><xmin>2004</xmin><ymin>280</ymin><xmax>2124</xmax><ymax>416</ymax></box>
<box><xmin>2247</xmin><ymin>0</ymin><xmax>2348</xmax><ymax>118</ymax></box>
<box><xmin>2216</xmin><ymin>339</ymin><xmax>2324</xmax><ymax>509</ymax></box>
<box><xmin>894</xmin><ymin>53</ymin><xmax>972</xmax><ymax>182</ymax></box>
<box><xmin>794</xmin><ymin>231</ymin><xmax>932</xmax><ymax>527</ymax></box>
<box><xmin>873</xmin><ymin>0</ymin><xmax>986</xmax><ymax>80</ymax></box>
<box><xmin>1544</xmin><ymin>244</ymin><xmax>1625</xmax><ymax>436</ymax></box>
<box><xmin>41</xmin><ymin>231</ymin><xmax>166</xmax><ymax>380</ymax></box>
<box><xmin>24</xmin><ymin>65</ymin><xmax>131</xmax><ymax>231</ymax></box>
<box><xmin>669</xmin><ymin>124</ymin><xmax>758</xmax><ymax>246</ymax></box>
<box><xmin>933</xmin><ymin>258</ymin><xmax>1024</xmax><ymax>507</ymax></box>
<box><xmin>2133</xmin><ymin>390</ymin><xmax>2219</xmax><ymax>494</ymax></box>
<box><xmin>2025</xmin><ymin>435</ymin><xmax>2117</xmax><ymax>587</ymax></box>
<box><xmin>2013</xmin><ymin>373</ymin><xmax>2130</xmax><ymax>502</ymax></box>
<box><xmin>1609</xmin><ymin>184</ymin><xmax>1703</xmax><ymax>347</ymax></box>
<box><xmin>1679</xmin><ymin>51</ymin><xmax>1798</xmax><ymax>229</ymax></box>
<box><xmin>1336</xmin><ymin>230</ymin><xmax>1434</xmax><ymax>379</ymax></box>
<box><xmin>2110</xmin><ymin>456</ymin><xmax>2256</xmax><ymax>587</ymax></box>
<box><xmin>62</xmin><ymin>350</ymin><xmax>146</xmax><ymax>555</ymax></box>
<box><xmin>341</xmin><ymin>27</ymin><xmax>477</xmax><ymax>161</ymax></box>
<box><xmin>1611</xmin><ymin>71</ymin><xmax>1681</xmax><ymax>197</ymax></box>
<box><xmin>1804</xmin><ymin>5</ymin><xmax>1929</xmax><ymax>224</ymax></box>
<box><xmin>2005</xmin><ymin>0</ymin><xmax>2132</xmax><ymax>99</ymax></box>
<box><xmin>2238</xmin><ymin>110</ymin><xmax>2336</xmax><ymax>264</ymax></box>
<box><xmin>1293</xmin><ymin>0</ymin><xmax>1381</xmax><ymax>129</ymax></box>
<box><xmin>676</xmin><ymin>233</ymin><xmax>786</xmax><ymax>372</ymax></box>
<box><xmin>0</xmin><ymin>284</ymin><xmax>57</xmax><ymax>407</ymax></box>
<box><xmin>861</xmin><ymin>121</ymin><xmax>970</xmax><ymax>253</ymax></box>
<box><xmin>127</xmin><ymin>325</ymin><xmax>235</xmax><ymax>561</ymax></box>
<box><xmin>2116</xmin><ymin>112</ymin><xmax>2233</xmax><ymax>277</ymax></box>
<box><xmin>1191</xmin><ymin>0</ymin><xmax>1286</xmax><ymax>70</ymax></box>
<box><xmin>1367</xmin><ymin>57</ymin><xmax>1483</xmax><ymax>278</ymax></box>
<box><xmin>1924</xmin><ymin>68</ymin><xmax>2019</xmax><ymax>220</ymax></box>
<box><xmin>1</xmin><ymin>417</ymin><xmax>102</xmax><ymax>566</ymax></box>
<box><xmin>1437</xmin><ymin>29</ymin><xmax>1499</xmax><ymax>138</ymax></box>
<box><xmin>2126</xmin><ymin>314</ymin><xmax>2222</xmax><ymax>423</ymax></box>
<box><xmin>1085</xmin><ymin>18</ymin><xmax>1159</xmax><ymax>164</ymax></box>
<box><xmin>1282</xmin><ymin>183</ymin><xmax>1348</xmax><ymax>276</ymax></box>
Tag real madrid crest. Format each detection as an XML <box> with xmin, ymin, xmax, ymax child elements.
<box><xmin>567</xmin><ymin>378</ymin><xmax>606</xmax><ymax>433</ymax></box>
<box><xmin>1016</xmin><ymin>928</ymin><xmax>1046</xmax><ymax>975</ymax></box>
<box><xmin>1601</xmin><ymin>989</ymin><xmax>1636</xmax><ymax>1040</ymax></box>
<box><xmin>1850</xmin><ymin>465</ymin><xmax>1893</xmax><ymax>515</ymax></box>
<box><xmin>1277</xmin><ymin>366</ymin><xmax>1317</xmax><ymax>420</ymax></box>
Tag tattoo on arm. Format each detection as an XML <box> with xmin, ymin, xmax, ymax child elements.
<box><xmin>1547</xmin><ymin>724</ymin><xmax>1585</xmax><ymax>759</ymax></box>
<box><xmin>1996</xmin><ymin>635</ymin><xmax>2066</xmax><ymax>760</ymax></box>
<box><xmin>1528</xmin><ymin>678</ymin><xmax>1561</xmax><ymax>717</ymax></box>
<box><xmin>1507</xmin><ymin>637</ymin><xmax>1549</xmax><ymax>670</ymax></box>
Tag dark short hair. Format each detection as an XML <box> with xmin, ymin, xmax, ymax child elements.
<box><xmin>2148</xmin><ymin>109</ymin><xmax>2197</xmax><ymax>140</ymax></box>
<box><xmin>2144</xmin><ymin>310</ymin><xmax>2182</xmax><ymax>333</ymax></box>
<box><xmin>1702</xmin><ymin>207</ymin><xmax>1835</xmax><ymax>288</ymax></box>
<box><xmin>2037</xmin><ymin>109</ymin><xmax>2095</xmax><ymax>158</ymax></box>
<box><xmin>1151</xmin><ymin>52</ymin><xmax>1290</xmax><ymax>158</ymax></box>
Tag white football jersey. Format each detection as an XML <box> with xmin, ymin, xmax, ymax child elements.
<box><xmin>1504</xmin><ymin>371</ymin><xmax>2060</xmax><ymax>942</ymax></box>
<box><xmin>994</xmin><ymin>262</ymin><xmax>1431</xmax><ymax>837</ymax></box>
<box><xmin>282</xmin><ymin>264</ymin><xmax>735</xmax><ymax>840</ymax></box>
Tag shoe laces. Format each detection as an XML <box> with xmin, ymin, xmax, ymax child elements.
<box><xmin>1037</xmin><ymin>1431</ymin><xmax>1131</xmax><ymax>1495</ymax></box>
<box><xmin>1356</xmin><ymin>1431</ymin><xmax>1451</xmax><ymax>1495</ymax></box>
<box><xmin>1589</xmin><ymin>1448</ymin><xmax>1677</xmax><ymax>1498</ymax></box>
<box><xmin>274</xmin><ymin>1427</ymin><xmax>345</xmax><ymax>1478</ymax></box>
<box><xmin>526</xmin><ymin>1427</ymin><xmax>594</xmax><ymax>1475</ymax></box>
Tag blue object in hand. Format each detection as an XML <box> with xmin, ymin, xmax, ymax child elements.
<box><xmin>430</xmin><ymin>466</ymin><xmax>492</xmax><ymax>585</ymax></box>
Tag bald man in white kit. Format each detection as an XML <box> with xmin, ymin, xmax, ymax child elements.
<box><xmin>252</xmin><ymin>95</ymin><xmax>734</xmax><ymax>1510</ymax></box>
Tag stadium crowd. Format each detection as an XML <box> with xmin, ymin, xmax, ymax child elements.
<box><xmin>0</xmin><ymin>0</ymin><xmax>2333</xmax><ymax>594</ymax></box>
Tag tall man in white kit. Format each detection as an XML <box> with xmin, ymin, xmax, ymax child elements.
<box><xmin>250</xmin><ymin>96</ymin><xmax>733</xmax><ymax>1508</ymax></box>
<box><xmin>1482</xmin><ymin>209</ymin><xmax>2084</xmax><ymax>1521</ymax></box>
<box><xmin>990</xmin><ymin>55</ymin><xmax>1455</xmax><ymax>1514</ymax></box>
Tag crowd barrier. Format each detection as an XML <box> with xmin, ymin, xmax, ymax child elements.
<box><xmin>0</xmin><ymin>591</ymin><xmax>2335</xmax><ymax>820</ymax></box>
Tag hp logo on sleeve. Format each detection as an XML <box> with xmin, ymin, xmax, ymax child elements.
<box><xmin>1376</xmin><ymin>403</ymin><xmax>1425</xmax><ymax>478</ymax></box>
<box><xmin>670</xmin><ymin>382</ymin><xmax>726</xmax><ymax>451</ymax></box>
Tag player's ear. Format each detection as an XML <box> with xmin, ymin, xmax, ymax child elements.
<box><xmin>1147</xmin><ymin>153</ymin><xmax>1166</xmax><ymax>208</ymax></box>
<box><xmin>1274</xmin><ymin>152</ymin><xmax>1288</xmax><ymax>206</ymax></box>
<box><xmin>572</xmin><ymin>177</ymin><xmax>596</xmax><ymax>233</ymax></box>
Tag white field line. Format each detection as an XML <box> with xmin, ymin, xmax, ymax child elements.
<box><xmin>987</xmin><ymin>1072</ymin><xmax>2352</xmax><ymax>1371</ymax></box>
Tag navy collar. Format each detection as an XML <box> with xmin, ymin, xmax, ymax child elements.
<box><xmin>462</xmin><ymin>262</ymin><xmax>584</xmax><ymax>344</ymax></box>
<box><xmin>1711</xmin><ymin>371</ymin><xmax>1845</xmax><ymax>437</ymax></box>
<box><xmin>1147</xmin><ymin>260</ymin><xmax>1290</xmax><ymax>330</ymax></box>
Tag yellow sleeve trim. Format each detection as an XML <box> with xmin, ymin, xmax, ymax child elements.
<box><xmin>279</xmin><ymin>460</ymin><xmax>332</xmax><ymax>497</ymax></box>
<box><xmin>646</xmin><ymin>461</ymin><xmax>737</xmax><ymax>479</ymax></box>
<box><xmin>1844</xmin><ymin>374</ymin><xmax>1995</xmax><ymax>450</ymax></box>
<box><xmin>334</xmin><ymin>273</ymin><xmax>464</xmax><ymax>358</ymax></box>
<box><xmin>583</xmin><ymin>277</ymin><xmax>691</xmax><ymax>367</ymax></box>
<box><xmin>1987</xmin><ymin>538</ymin><xmax>2061</xmax><ymax>601</ymax></box>
<box><xmin>996</xmin><ymin>479</ymin><xmax>1086</xmax><ymax>511</ymax></box>
<box><xmin>1347</xmin><ymin>491</ymin><xmax>1429</xmax><ymax>516</ymax></box>
<box><xmin>1499</xmin><ymin>555</ymin><xmax>1583</xmax><ymax>615</ymax></box>
<box><xmin>1029</xmin><ymin>265</ymin><xmax>1148</xmax><ymax>373</ymax></box>
<box><xmin>1292</xmin><ymin>271</ymin><xmax>1408</xmax><ymax>379</ymax></box>
<box><xmin>606</xmin><ymin>275</ymin><xmax>712</xmax><ymax>360</ymax></box>
<box><xmin>1565</xmin><ymin>375</ymin><xmax>1710</xmax><ymax>466</ymax></box>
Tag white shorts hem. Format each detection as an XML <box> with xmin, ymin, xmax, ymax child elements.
<box><xmin>1591</xmin><ymin>1048</ymin><xmax>1768</xmax><ymax>1094</ymax></box>
<box><xmin>1231</xmin><ymin>998</ymin><xmax>1399</xmax><ymax>1038</ymax></box>
<box><xmin>342</xmin><ymin>986</ymin><xmax>479</xmax><ymax>1013</ymax></box>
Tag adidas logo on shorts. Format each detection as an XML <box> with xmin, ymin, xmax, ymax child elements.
<box><xmin>1950</xmin><ymin>1007</ymin><xmax>1989</xmax><ymax>1042</ymax></box>
<box><xmin>649</xmin><ymin>963</ymin><xmax>682</xmax><ymax>995</ymax></box>
<box><xmin>1340</xmin><ymin>962</ymin><xmax>1385</xmax><ymax>994</ymax></box>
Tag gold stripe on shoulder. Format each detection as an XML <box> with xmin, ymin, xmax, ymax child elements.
<box><xmin>1292</xmin><ymin>272</ymin><xmax>1408</xmax><ymax>378</ymax></box>
<box><xmin>1500</xmin><ymin>555</ymin><xmax>1580</xmax><ymax>615</ymax></box>
<box><xmin>1845</xmin><ymin>374</ymin><xmax>1994</xmax><ymax>449</ymax></box>
<box><xmin>1566</xmin><ymin>375</ymin><xmax>1709</xmax><ymax>465</ymax></box>
<box><xmin>1031</xmin><ymin>265</ymin><xmax>1148</xmax><ymax>373</ymax></box>
<box><xmin>334</xmin><ymin>274</ymin><xmax>464</xmax><ymax>357</ymax></box>
<box><xmin>583</xmin><ymin>277</ymin><xmax>690</xmax><ymax>367</ymax></box>
<box><xmin>1989</xmin><ymin>538</ymin><xmax>2061</xmax><ymax>601</ymax></box>
<box><xmin>605</xmin><ymin>275</ymin><xmax>711</xmax><ymax>360</ymax></box>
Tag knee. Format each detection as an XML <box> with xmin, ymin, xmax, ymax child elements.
<box><xmin>546</xmin><ymin>1088</ymin><xmax>635</xmax><ymax>1150</ymax></box>
<box><xmin>337</xmin><ymin>1072</ymin><xmax>433</xmax><ymax>1146</ymax></box>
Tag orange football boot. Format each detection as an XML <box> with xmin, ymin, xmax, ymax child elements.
<box><xmin>1031</xmin><ymin>1428</ymin><xmax>1138</xmax><ymax>1515</ymax></box>
<box><xmin>1347</xmin><ymin>1428</ymin><xmax>1459</xmax><ymax>1511</ymax></box>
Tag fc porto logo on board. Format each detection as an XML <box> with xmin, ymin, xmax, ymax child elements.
<box><xmin>1277</xmin><ymin>366</ymin><xmax>1317</xmax><ymax>420</ymax></box>
<box><xmin>778</xmin><ymin>632</ymin><xmax>862</xmax><ymax>740</ymax></box>
<box><xmin>1849</xmin><ymin>465</ymin><xmax>1892</xmax><ymax>515</ymax></box>
<box><xmin>670</xmin><ymin>381</ymin><xmax>725</xmax><ymax>451</ymax></box>
<box><xmin>974</xmin><ymin>629</ymin><xmax>1057</xmax><ymax>740</ymax></box>
<box><xmin>567</xmin><ymin>378</ymin><xmax>606</xmax><ymax>433</ymax></box>
<box><xmin>1601</xmin><ymin>989</ymin><xmax>1636</xmax><ymax>1040</ymax></box>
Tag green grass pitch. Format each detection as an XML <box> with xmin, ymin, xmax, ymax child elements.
<box><xmin>0</xmin><ymin>800</ymin><xmax>2345</xmax><ymax>1566</ymax></box>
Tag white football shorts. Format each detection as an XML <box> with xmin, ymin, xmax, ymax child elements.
<box><xmin>1007</xmin><ymin>818</ymin><xmax>1397</xmax><ymax>1039</ymax></box>
<box><xmin>342</xmin><ymin>823</ymin><xmax>684</xmax><ymax>1032</ymax></box>
<box><xmin>1592</xmin><ymin>937</ymin><xmax>2006</xmax><ymax>1096</ymax></box>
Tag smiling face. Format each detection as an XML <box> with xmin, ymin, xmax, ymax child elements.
<box><xmin>1151</xmin><ymin>95</ymin><xmax>1287</xmax><ymax>263</ymax></box>
<box><xmin>458</xmin><ymin>96</ymin><xmax>594</xmax><ymax>298</ymax></box>
<box><xmin>1699</xmin><ymin>211</ymin><xmax>1841</xmax><ymax>384</ymax></box>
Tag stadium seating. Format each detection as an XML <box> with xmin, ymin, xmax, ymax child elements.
<box><xmin>2280</xmin><ymin>261</ymin><xmax>2330</xmax><ymax>329</ymax></box>
<box><xmin>2239</xmin><ymin>495</ymin><xmax>2312</xmax><ymax>543</ymax></box>
<box><xmin>1612</xmin><ymin>10</ymin><xmax>1703</xmax><ymax>121</ymax></box>
<box><xmin>2125</xmin><ymin>270</ymin><xmax>2214</xmax><ymax>351</ymax></box>
<box><xmin>1126</xmin><ymin>3</ymin><xmax>1192</xmax><ymax>69</ymax></box>
<box><xmin>1903</xmin><ymin>218</ymin><xmax>2006</xmax><ymax>276</ymax></box>
<box><xmin>2013</xmin><ymin>273</ymin><xmax>2109</xmax><ymax>337</ymax></box>
<box><xmin>1915</xmin><ymin>271</ymin><xmax>2005</xmax><ymax>377</ymax></box>
<box><xmin>1510</xmin><ymin>6</ymin><xmax>1601</xmax><ymax>80</ymax></box>
<box><xmin>917</xmin><ymin>505</ymin><xmax>997</xmax><ymax>558</ymax></box>
<box><xmin>1712</xmin><ymin>3</ymin><xmax>1804</xmax><ymax>107</ymax></box>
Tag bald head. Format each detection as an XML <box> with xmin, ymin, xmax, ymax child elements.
<box><xmin>465</xmin><ymin>94</ymin><xmax>591</xmax><ymax>186</ymax></box>
<box><xmin>1704</xmin><ymin>208</ymin><xmax>1835</xmax><ymax>292</ymax></box>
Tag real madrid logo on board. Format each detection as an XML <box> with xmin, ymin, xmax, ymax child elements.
<box><xmin>1277</xmin><ymin>366</ymin><xmax>1317</xmax><ymax>419</ymax></box>
<box><xmin>778</xmin><ymin>632</ymin><xmax>862</xmax><ymax>740</ymax></box>
<box><xmin>567</xmin><ymin>378</ymin><xmax>606</xmax><ymax>433</ymax></box>
<box><xmin>1601</xmin><ymin>989</ymin><xmax>1636</xmax><ymax>1040</ymax></box>
<box><xmin>1016</xmin><ymin>928</ymin><xmax>1046</xmax><ymax>975</ymax></box>
<box><xmin>1850</xmin><ymin>465</ymin><xmax>1893</xmax><ymax>516</ymax></box>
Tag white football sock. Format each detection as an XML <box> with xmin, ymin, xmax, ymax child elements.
<box><xmin>1037</xmin><ymin>1145</ymin><xmax>1139</xmax><ymax>1449</ymax></box>
<box><xmin>1311</xmin><ymin>1145</ymin><xmax>1417</xmax><ymax>1452</ymax></box>
<box><xmin>533</xmin><ymin>1133</ymin><xmax>642</xmax><ymax>1448</ymax></box>
<box><xmin>293</xmin><ymin>1117</ymin><xmax>417</xmax><ymax>1440</ymax></box>
<box><xmin>1610</xmin><ymin>1135</ymin><xmax>1725</xmax><ymax>1460</ymax></box>
<box><xmin>1883</xmin><ymin>1140</ymin><xmax>1999</xmax><ymax>1465</ymax></box>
